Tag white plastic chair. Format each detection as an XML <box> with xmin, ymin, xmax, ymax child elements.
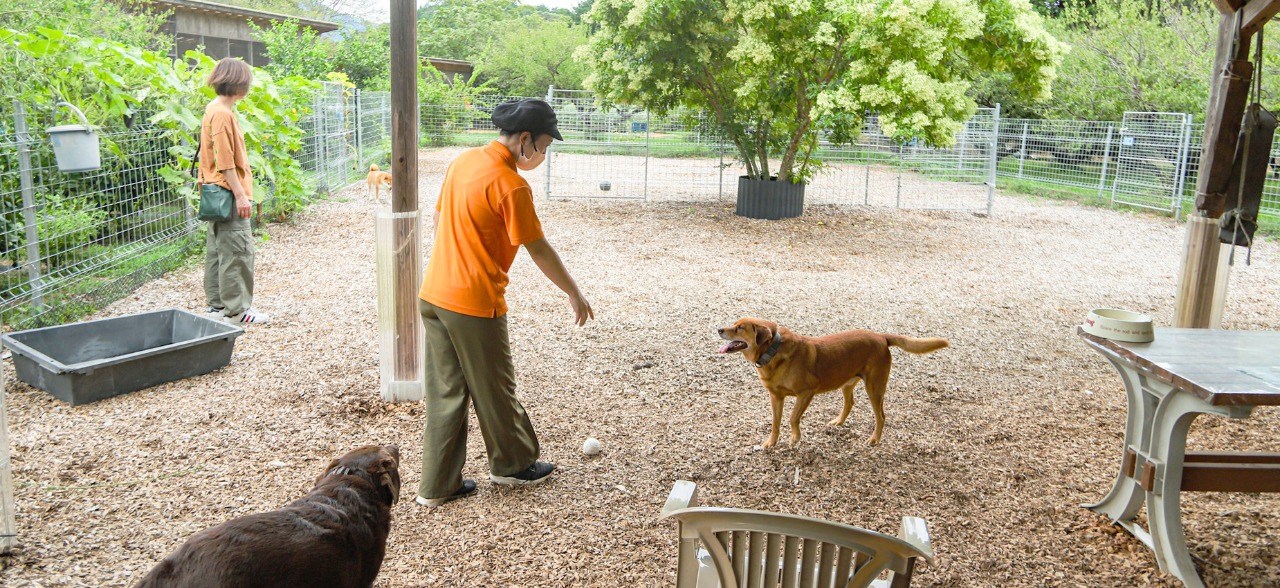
<box><xmin>661</xmin><ymin>481</ymin><xmax>933</xmax><ymax>588</ymax></box>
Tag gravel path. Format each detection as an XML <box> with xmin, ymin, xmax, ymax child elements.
<box><xmin>2</xmin><ymin>148</ymin><xmax>1278</xmax><ymax>587</ymax></box>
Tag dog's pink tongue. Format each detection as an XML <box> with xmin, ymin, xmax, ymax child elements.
<box><xmin>717</xmin><ymin>343</ymin><xmax>734</xmax><ymax>353</ymax></box>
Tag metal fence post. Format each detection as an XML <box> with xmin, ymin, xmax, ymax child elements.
<box><xmin>864</xmin><ymin>135</ymin><xmax>872</xmax><ymax>205</ymax></box>
<box><xmin>987</xmin><ymin>103</ymin><xmax>1000</xmax><ymax>216</ymax></box>
<box><xmin>1109</xmin><ymin>123</ymin><xmax>1125</xmax><ymax>205</ymax></box>
<box><xmin>355</xmin><ymin>88</ymin><xmax>363</xmax><ymax>170</ymax></box>
<box><xmin>1171</xmin><ymin>113</ymin><xmax>1193</xmax><ymax>219</ymax></box>
<box><xmin>1017</xmin><ymin>121</ymin><xmax>1029</xmax><ymax>179</ymax></box>
<box><xmin>1097</xmin><ymin>126</ymin><xmax>1114</xmax><ymax>199</ymax></box>
<box><xmin>545</xmin><ymin>140</ymin><xmax>552</xmax><ymax>201</ymax></box>
<box><xmin>718</xmin><ymin>140</ymin><xmax>725</xmax><ymax>202</ymax></box>
<box><xmin>315</xmin><ymin>90</ymin><xmax>327</xmax><ymax>194</ymax></box>
<box><xmin>643</xmin><ymin>110</ymin><xmax>650</xmax><ymax>202</ymax></box>
<box><xmin>13</xmin><ymin>101</ymin><xmax>44</xmax><ymax>309</ymax></box>
<box><xmin>896</xmin><ymin>149</ymin><xmax>903</xmax><ymax>209</ymax></box>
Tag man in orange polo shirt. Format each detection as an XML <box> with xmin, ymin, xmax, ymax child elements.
<box><xmin>416</xmin><ymin>99</ymin><xmax>593</xmax><ymax>507</ymax></box>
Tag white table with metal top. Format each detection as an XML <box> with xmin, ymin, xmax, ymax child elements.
<box><xmin>1079</xmin><ymin>327</ymin><xmax>1280</xmax><ymax>588</ymax></box>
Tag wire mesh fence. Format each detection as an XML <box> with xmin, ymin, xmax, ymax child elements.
<box><xmin>7</xmin><ymin>83</ymin><xmax>1280</xmax><ymax>332</ymax></box>
<box><xmin>0</xmin><ymin>105</ymin><xmax>196</xmax><ymax>330</ymax></box>
<box><xmin>0</xmin><ymin>84</ymin><xmax>391</xmax><ymax>331</ymax></box>
<box><xmin>1109</xmin><ymin>112</ymin><xmax>1194</xmax><ymax>215</ymax></box>
<box><xmin>531</xmin><ymin>90</ymin><xmax>999</xmax><ymax>212</ymax></box>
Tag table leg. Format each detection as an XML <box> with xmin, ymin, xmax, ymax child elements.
<box><xmin>1084</xmin><ymin>360</ymin><xmax>1152</xmax><ymax>522</ymax></box>
<box><xmin>1145</xmin><ymin>389</ymin><xmax>1228</xmax><ymax>588</ymax></box>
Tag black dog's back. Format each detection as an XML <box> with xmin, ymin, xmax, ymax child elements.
<box><xmin>136</xmin><ymin>446</ymin><xmax>400</xmax><ymax>588</ymax></box>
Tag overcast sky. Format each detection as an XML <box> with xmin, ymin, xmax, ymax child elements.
<box><xmin>365</xmin><ymin>0</ymin><xmax>580</xmax><ymax>22</ymax></box>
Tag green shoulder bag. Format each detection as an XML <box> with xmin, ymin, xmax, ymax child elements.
<box><xmin>191</xmin><ymin>131</ymin><xmax>236</xmax><ymax>222</ymax></box>
<box><xmin>198</xmin><ymin>183</ymin><xmax>235</xmax><ymax>222</ymax></box>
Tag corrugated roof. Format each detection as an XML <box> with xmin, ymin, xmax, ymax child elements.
<box><xmin>142</xmin><ymin>0</ymin><xmax>340</xmax><ymax>33</ymax></box>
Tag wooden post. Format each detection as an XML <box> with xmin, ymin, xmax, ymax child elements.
<box><xmin>390</xmin><ymin>0</ymin><xmax>418</xmax><ymax>214</ymax></box>
<box><xmin>1175</xmin><ymin>11</ymin><xmax>1254</xmax><ymax>328</ymax></box>
<box><xmin>381</xmin><ymin>0</ymin><xmax>422</xmax><ymax>398</ymax></box>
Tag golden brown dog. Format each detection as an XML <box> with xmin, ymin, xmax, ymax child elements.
<box><xmin>366</xmin><ymin>163</ymin><xmax>392</xmax><ymax>202</ymax></box>
<box><xmin>135</xmin><ymin>445</ymin><xmax>401</xmax><ymax>588</ymax></box>
<box><xmin>718</xmin><ymin>318</ymin><xmax>947</xmax><ymax>448</ymax></box>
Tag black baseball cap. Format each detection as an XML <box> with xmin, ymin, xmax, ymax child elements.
<box><xmin>491</xmin><ymin>99</ymin><xmax>564</xmax><ymax>141</ymax></box>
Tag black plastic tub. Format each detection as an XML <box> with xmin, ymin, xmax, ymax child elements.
<box><xmin>1</xmin><ymin>309</ymin><xmax>243</xmax><ymax>406</ymax></box>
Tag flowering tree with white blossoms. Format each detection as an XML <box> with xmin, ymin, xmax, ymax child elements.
<box><xmin>580</xmin><ymin>0</ymin><xmax>1066</xmax><ymax>184</ymax></box>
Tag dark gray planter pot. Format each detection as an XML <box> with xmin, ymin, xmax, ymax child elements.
<box><xmin>736</xmin><ymin>176</ymin><xmax>805</xmax><ymax>220</ymax></box>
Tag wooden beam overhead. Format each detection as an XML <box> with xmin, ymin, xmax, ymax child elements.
<box><xmin>1242</xmin><ymin>0</ymin><xmax>1280</xmax><ymax>35</ymax></box>
<box><xmin>1212</xmin><ymin>0</ymin><xmax>1247</xmax><ymax>14</ymax></box>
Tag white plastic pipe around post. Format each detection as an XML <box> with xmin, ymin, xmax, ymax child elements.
<box><xmin>376</xmin><ymin>209</ymin><xmax>424</xmax><ymax>401</ymax></box>
<box><xmin>0</xmin><ymin>362</ymin><xmax>17</xmax><ymax>555</ymax></box>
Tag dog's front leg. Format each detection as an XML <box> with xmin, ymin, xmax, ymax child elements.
<box><xmin>789</xmin><ymin>393</ymin><xmax>814</xmax><ymax>447</ymax></box>
<box><xmin>763</xmin><ymin>392</ymin><xmax>783</xmax><ymax>449</ymax></box>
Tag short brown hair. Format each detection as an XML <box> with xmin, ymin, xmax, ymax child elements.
<box><xmin>207</xmin><ymin>58</ymin><xmax>253</xmax><ymax>97</ymax></box>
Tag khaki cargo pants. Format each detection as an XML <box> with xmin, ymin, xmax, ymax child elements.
<box><xmin>203</xmin><ymin>216</ymin><xmax>254</xmax><ymax>316</ymax></box>
<box><xmin>418</xmin><ymin>299</ymin><xmax>540</xmax><ymax>500</ymax></box>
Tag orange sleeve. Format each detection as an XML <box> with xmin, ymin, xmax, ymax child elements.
<box><xmin>208</xmin><ymin>112</ymin><xmax>237</xmax><ymax>172</ymax></box>
<box><xmin>498</xmin><ymin>186</ymin><xmax>544</xmax><ymax>246</ymax></box>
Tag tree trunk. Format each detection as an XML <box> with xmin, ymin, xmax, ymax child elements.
<box><xmin>778</xmin><ymin>117</ymin><xmax>812</xmax><ymax>184</ymax></box>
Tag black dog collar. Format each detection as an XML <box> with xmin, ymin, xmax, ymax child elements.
<box><xmin>755</xmin><ymin>328</ymin><xmax>783</xmax><ymax>367</ymax></box>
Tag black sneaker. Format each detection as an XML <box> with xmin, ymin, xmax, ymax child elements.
<box><xmin>490</xmin><ymin>462</ymin><xmax>555</xmax><ymax>486</ymax></box>
<box><xmin>415</xmin><ymin>479</ymin><xmax>477</xmax><ymax>507</ymax></box>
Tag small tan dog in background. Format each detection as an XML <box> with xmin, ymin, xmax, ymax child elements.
<box><xmin>718</xmin><ymin>318</ymin><xmax>948</xmax><ymax>448</ymax></box>
<box><xmin>367</xmin><ymin>164</ymin><xmax>392</xmax><ymax>202</ymax></box>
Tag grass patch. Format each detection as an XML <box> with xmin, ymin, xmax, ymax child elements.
<box><xmin>2</xmin><ymin>234</ymin><xmax>199</xmax><ymax>330</ymax></box>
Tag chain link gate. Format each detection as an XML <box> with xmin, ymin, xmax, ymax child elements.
<box><xmin>1110</xmin><ymin>112</ymin><xmax>1194</xmax><ymax>216</ymax></box>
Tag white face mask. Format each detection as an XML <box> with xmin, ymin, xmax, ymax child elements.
<box><xmin>517</xmin><ymin>135</ymin><xmax>547</xmax><ymax>171</ymax></box>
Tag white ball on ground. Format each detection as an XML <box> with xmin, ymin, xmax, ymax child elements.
<box><xmin>581</xmin><ymin>437</ymin><xmax>602</xmax><ymax>455</ymax></box>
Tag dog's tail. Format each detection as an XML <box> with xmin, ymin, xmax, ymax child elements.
<box><xmin>884</xmin><ymin>334</ymin><xmax>949</xmax><ymax>355</ymax></box>
<box><xmin>370</xmin><ymin>163</ymin><xmax>379</xmax><ymax>172</ymax></box>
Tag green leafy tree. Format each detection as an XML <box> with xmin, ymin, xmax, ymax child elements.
<box><xmin>582</xmin><ymin>0</ymin><xmax>1066</xmax><ymax>184</ymax></box>
<box><xmin>1031</xmin><ymin>2</ymin><xmax>1216</xmax><ymax>121</ymax></box>
<box><xmin>419</xmin><ymin>67</ymin><xmax>492</xmax><ymax>146</ymax></box>
<box><xmin>333</xmin><ymin>25</ymin><xmax>390</xmax><ymax>90</ymax></box>
<box><xmin>0</xmin><ymin>0</ymin><xmax>170</xmax><ymax>51</ymax></box>
<box><xmin>478</xmin><ymin>17</ymin><xmax>587</xmax><ymax>96</ymax></box>
<box><xmin>417</xmin><ymin>0</ymin><xmax>522</xmax><ymax>61</ymax></box>
<box><xmin>249</xmin><ymin>18</ymin><xmax>331</xmax><ymax>81</ymax></box>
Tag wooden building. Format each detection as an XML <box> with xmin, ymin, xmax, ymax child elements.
<box><xmin>425</xmin><ymin>57</ymin><xmax>475</xmax><ymax>84</ymax></box>
<box><xmin>133</xmin><ymin>0</ymin><xmax>339</xmax><ymax>67</ymax></box>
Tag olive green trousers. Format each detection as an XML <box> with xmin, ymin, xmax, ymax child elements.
<box><xmin>418</xmin><ymin>299</ymin><xmax>540</xmax><ymax>500</ymax></box>
<box><xmin>202</xmin><ymin>216</ymin><xmax>254</xmax><ymax>316</ymax></box>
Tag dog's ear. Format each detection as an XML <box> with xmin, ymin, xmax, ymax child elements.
<box><xmin>754</xmin><ymin>323</ymin><xmax>774</xmax><ymax>349</ymax></box>
<box><xmin>375</xmin><ymin>458</ymin><xmax>401</xmax><ymax>504</ymax></box>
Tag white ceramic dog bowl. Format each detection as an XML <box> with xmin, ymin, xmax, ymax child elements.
<box><xmin>1082</xmin><ymin>308</ymin><xmax>1154</xmax><ymax>343</ymax></box>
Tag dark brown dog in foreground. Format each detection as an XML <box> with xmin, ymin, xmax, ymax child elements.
<box><xmin>135</xmin><ymin>445</ymin><xmax>401</xmax><ymax>588</ymax></box>
<box><xmin>367</xmin><ymin>163</ymin><xmax>392</xmax><ymax>202</ymax></box>
<box><xmin>718</xmin><ymin>318</ymin><xmax>947</xmax><ymax>448</ymax></box>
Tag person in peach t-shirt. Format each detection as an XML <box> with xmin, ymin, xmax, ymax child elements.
<box><xmin>200</xmin><ymin>58</ymin><xmax>269</xmax><ymax>324</ymax></box>
<box><xmin>416</xmin><ymin>99</ymin><xmax>592</xmax><ymax>507</ymax></box>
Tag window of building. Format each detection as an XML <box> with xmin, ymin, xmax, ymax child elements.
<box><xmin>229</xmin><ymin>39</ymin><xmax>251</xmax><ymax>63</ymax></box>
<box><xmin>175</xmin><ymin>33</ymin><xmax>201</xmax><ymax>63</ymax></box>
<box><xmin>204</xmin><ymin>36</ymin><xmax>230</xmax><ymax>60</ymax></box>
<box><xmin>251</xmin><ymin>42</ymin><xmax>270</xmax><ymax>68</ymax></box>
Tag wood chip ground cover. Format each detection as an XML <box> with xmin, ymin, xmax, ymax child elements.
<box><xmin>2</xmin><ymin>150</ymin><xmax>1278</xmax><ymax>587</ymax></box>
